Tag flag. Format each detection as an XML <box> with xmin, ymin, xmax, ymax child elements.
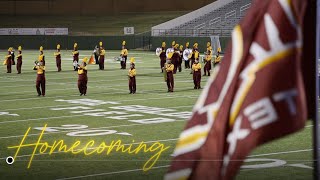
<box><xmin>165</xmin><ymin>0</ymin><xmax>315</xmax><ymax>180</ymax></box>
<box><xmin>89</xmin><ymin>55</ymin><xmax>95</xmax><ymax>65</ymax></box>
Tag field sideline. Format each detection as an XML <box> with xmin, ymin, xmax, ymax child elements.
<box><xmin>0</xmin><ymin>50</ymin><xmax>313</xmax><ymax>180</ymax></box>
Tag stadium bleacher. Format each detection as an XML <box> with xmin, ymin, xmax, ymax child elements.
<box><xmin>152</xmin><ymin>0</ymin><xmax>252</xmax><ymax>37</ymax></box>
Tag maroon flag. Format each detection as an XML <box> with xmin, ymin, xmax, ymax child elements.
<box><xmin>165</xmin><ymin>0</ymin><xmax>314</xmax><ymax>179</ymax></box>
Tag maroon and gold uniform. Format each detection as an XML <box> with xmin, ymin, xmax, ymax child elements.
<box><xmin>203</xmin><ymin>42</ymin><xmax>212</xmax><ymax>76</ymax></box>
<box><xmin>33</xmin><ymin>60</ymin><xmax>46</xmax><ymax>96</ymax></box>
<box><xmin>178</xmin><ymin>45</ymin><xmax>183</xmax><ymax>72</ymax></box>
<box><xmin>16</xmin><ymin>46</ymin><xmax>22</xmax><ymax>74</ymax></box>
<box><xmin>10</xmin><ymin>47</ymin><xmax>15</xmax><ymax>65</ymax></box>
<box><xmin>99</xmin><ymin>48</ymin><xmax>105</xmax><ymax>70</ymax></box>
<box><xmin>159</xmin><ymin>42</ymin><xmax>166</xmax><ymax>73</ymax></box>
<box><xmin>99</xmin><ymin>41</ymin><xmax>103</xmax><ymax>50</ymax></box>
<box><xmin>172</xmin><ymin>44</ymin><xmax>180</xmax><ymax>74</ymax></box>
<box><xmin>39</xmin><ymin>46</ymin><xmax>45</xmax><ymax>66</ymax></box>
<box><xmin>213</xmin><ymin>47</ymin><xmax>222</xmax><ymax>67</ymax></box>
<box><xmin>72</xmin><ymin>43</ymin><xmax>79</xmax><ymax>71</ymax></box>
<box><xmin>190</xmin><ymin>43</ymin><xmax>199</xmax><ymax>74</ymax></box>
<box><xmin>54</xmin><ymin>44</ymin><xmax>62</xmax><ymax>72</ymax></box>
<box><xmin>192</xmin><ymin>61</ymin><xmax>202</xmax><ymax>89</ymax></box>
<box><xmin>78</xmin><ymin>57</ymin><xmax>88</xmax><ymax>96</ymax></box>
<box><xmin>165</xmin><ymin>52</ymin><xmax>175</xmax><ymax>92</ymax></box>
<box><xmin>120</xmin><ymin>41</ymin><xmax>128</xmax><ymax>69</ymax></box>
<box><xmin>5</xmin><ymin>48</ymin><xmax>12</xmax><ymax>73</ymax></box>
<box><xmin>128</xmin><ymin>58</ymin><xmax>136</xmax><ymax>94</ymax></box>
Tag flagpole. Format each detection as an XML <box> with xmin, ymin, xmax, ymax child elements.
<box><xmin>314</xmin><ymin>0</ymin><xmax>320</xmax><ymax>179</ymax></box>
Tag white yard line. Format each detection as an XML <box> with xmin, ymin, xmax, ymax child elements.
<box><xmin>0</xmin><ymin>122</ymin><xmax>184</xmax><ymax>140</ymax></box>
<box><xmin>0</xmin><ymin>80</ymin><xmax>195</xmax><ymax>96</ymax></box>
<box><xmin>1</xmin><ymin>104</ymin><xmax>72</xmax><ymax>111</ymax></box>
<box><xmin>0</xmin><ymin>86</ymin><xmax>199</xmax><ymax>103</ymax></box>
<box><xmin>248</xmin><ymin>149</ymin><xmax>313</xmax><ymax>158</ymax></box>
<box><xmin>54</xmin><ymin>148</ymin><xmax>314</xmax><ymax>180</ymax></box>
<box><xmin>55</xmin><ymin>165</ymin><xmax>170</xmax><ymax>180</ymax></box>
<box><xmin>0</xmin><ymin>76</ymin><xmax>164</xmax><ymax>92</ymax></box>
<box><xmin>0</xmin><ymin>68</ymin><xmax>174</xmax><ymax>83</ymax></box>
<box><xmin>1</xmin><ymin>103</ymin><xmax>193</xmax><ymax>112</ymax></box>
<box><xmin>0</xmin><ymin>115</ymin><xmax>84</xmax><ymax>124</ymax></box>
<box><xmin>0</xmin><ymin>95</ymin><xmax>196</xmax><ymax>124</ymax></box>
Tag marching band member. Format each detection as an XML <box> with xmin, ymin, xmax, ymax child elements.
<box><xmin>192</xmin><ymin>59</ymin><xmax>202</xmax><ymax>89</ymax></box>
<box><xmin>4</xmin><ymin>48</ymin><xmax>12</xmax><ymax>73</ymax></box>
<box><xmin>99</xmin><ymin>47</ymin><xmax>105</xmax><ymax>70</ymax></box>
<box><xmin>16</xmin><ymin>46</ymin><xmax>22</xmax><ymax>74</ymax></box>
<box><xmin>178</xmin><ymin>44</ymin><xmax>183</xmax><ymax>72</ymax></box>
<box><xmin>54</xmin><ymin>44</ymin><xmax>62</xmax><ymax>72</ymax></box>
<box><xmin>93</xmin><ymin>45</ymin><xmax>100</xmax><ymax>65</ymax></box>
<box><xmin>72</xmin><ymin>43</ymin><xmax>79</xmax><ymax>71</ymax></box>
<box><xmin>120</xmin><ymin>41</ymin><xmax>128</xmax><ymax>69</ymax></box>
<box><xmin>165</xmin><ymin>52</ymin><xmax>174</xmax><ymax>92</ymax></box>
<box><xmin>172</xmin><ymin>44</ymin><xmax>180</xmax><ymax>74</ymax></box>
<box><xmin>203</xmin><ymin>42</ymin><xmax>212</xmax><ymax>76</ymax></box>
<box><xmin>78</xmin><ymin>57</ymin><xmax>88</xmax><ymax>96</ymax></box>
<box><xmin>171</xmin><ymin>41</ymin><xmax>176</xmax><ymax>49</ymax></box>
<box><xmin>159</xmin><ymin>42</ymin><xmax>166</xmax><ymax>73</ymax></box>
<box><xmin>128</xmin><ymin>57</ymin><xmax>136</xmax><ymax>94</ymax></box>
<box><xmin>190</xmin><ymin>43</ymin><xmax>199</xmax><ymax>74</ymax></box>
<box><xmin>213</xmin><ymin>47</ymin><xmax>222</xmax><ymax>67</ymax></box>
<box><xmin>184</xmin><ymin>42</ymin><xmax>190</xmax><ymax>69</ymax></box>
<box><xmin>99</xmin><ymin>41</ymin><xmax>103</xmax><ymax>49</ymax></box>
<box><xmin>33</xmin><ymin>57</ymin><xmax>46</xmax><ymax>97</ymax></box>
<box><xmin>93</xmin><ymin>41</ymin><xmax>103</xmax><ymax>65</ymax></box>
<box><xmin>39</xmin><ymin>46</ymin><xmax>45</xmax><ymax>65</ymax></box>
<box><xmin>10</xmin><ymin>47</ymin><xmax>15</xmax><ymax>65</ymax></box>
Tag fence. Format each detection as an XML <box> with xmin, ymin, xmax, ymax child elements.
<box><xmin>0</xmin><ymin>34</ymin><xmax>230</xmax><ymax>52</ymax></box>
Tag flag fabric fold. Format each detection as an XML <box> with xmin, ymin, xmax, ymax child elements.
<box><xmin>165</xmin><ymin>0</ymin><xmax>314</xmax><ymax>179</ymax></box>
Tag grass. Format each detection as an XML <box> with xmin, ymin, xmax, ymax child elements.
<box><xmin>0</xmin><ymin>50</ymin><xmax>314</xmax><ymax>180</ymax></box>
<box><xmin>0</xmin><ymin>12</ymin><xmax>188</xmax><ymax>36</ymax></box>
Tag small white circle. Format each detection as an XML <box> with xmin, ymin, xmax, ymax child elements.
<box><xmin>6</xmin><ymin>156</ymin><xmax>14</xmax><ymax>165</ymax></box>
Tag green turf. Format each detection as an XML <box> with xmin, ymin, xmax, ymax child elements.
<box><xmin>0</xmin><ymin>12</ymin><xmax>187</xmax><ymax>35</ymax></box>
<box><xmin>0</xmin><ymin>50</ymin><xmax>314</xmax><ymax>180</ymax></box>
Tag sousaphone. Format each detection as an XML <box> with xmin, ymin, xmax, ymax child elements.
<box><xmin>166</xmin><ymin>48</ymin><xmax>174</xmax><ymax>58</ymax></box>
<box><xmin>155</xmin><ymin>47</ymin><xmax>162</xmax><ymax>56</ymax></box>
<box><xmin>183</xmin><ymin>48</ymin><xmax>192</xmax><ymax>61</ymax></box>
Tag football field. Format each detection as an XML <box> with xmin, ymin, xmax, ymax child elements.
<box><xmin>0</xmin><ymin>50</ymin><xmax>314</xmax><ymax>180</ymax></box>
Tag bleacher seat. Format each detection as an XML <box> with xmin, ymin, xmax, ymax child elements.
<box><xmin>152</xmin><ymin>0</ymin><xmax>252</xmax><ymax>37</ymax></box>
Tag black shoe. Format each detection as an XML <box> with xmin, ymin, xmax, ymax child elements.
<box><xmin>208</xmin><ymin>74</ymin><xmax>210</xmax><ymax>76</ymax></box>
<box><xmin>129</xmin><ymin>92</ymin><xmax>132</xmax><ymax>94</ymax></box>
<box><xmin>37</xmin><ymin>94</ymin><xmax>41</xmax><ymax>97</ymax></box>
<box><xmin>194</xmin><ymin>86</ymin><xmax>197</xmax><ymax>89</ymax></box>
<box><xmin>84</xmin><ymin>94</ymin><xmax>86</xmax><ymax>96</ymax></box>
<box><xmin>80</xmin><ymin>93</ymin><xmax>83</xmax><ymax>96</ymax></box>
